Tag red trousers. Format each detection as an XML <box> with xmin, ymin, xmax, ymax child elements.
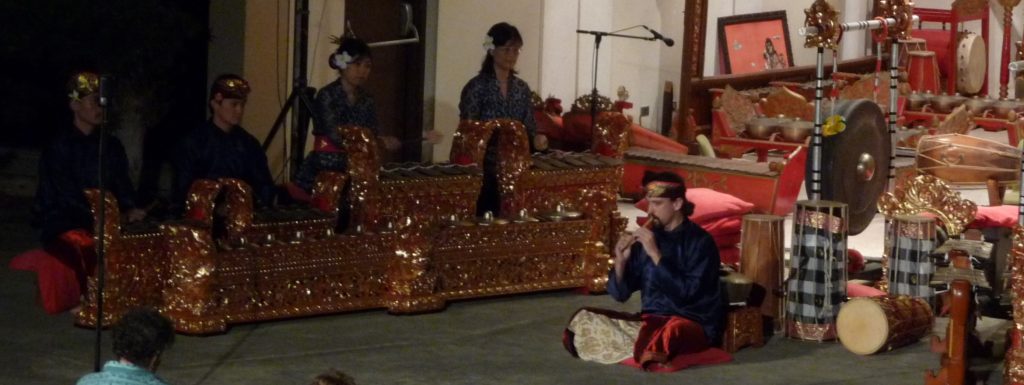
<box><xmin>635</xmin><ymin>314</ymin><xmax>709</xmax><ymax>369</ymax></box>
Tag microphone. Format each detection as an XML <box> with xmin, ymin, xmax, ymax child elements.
<box><xmin>99</xmin><ymin>75</ymin><xmax>113</xmax><ymax>107</ymax></box>
<box><xmin>642</xmin><ymin>25</ymin><xmax>674</xmax><ymax>47</ymax></box>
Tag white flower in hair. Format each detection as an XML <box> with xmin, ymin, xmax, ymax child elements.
<box><xmin>332</xmin><ymin>51</ymin><xmax>355</xmax><ymax>70</ymax></box>
<box><xmin>482</xmin><ymin>35</ymin><xmax>495</xmax><ymax>52</ymax></box>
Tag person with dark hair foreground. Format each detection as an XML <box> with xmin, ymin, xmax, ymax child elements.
<box><xmin>458</xmin><ymin>22</ymin><xmax>540</xmax><ymax>216</ymax></box>
<box><xmin>77</xmin><ymin>307</ymin><xmax>175</xmax><ymax>385</ymax></box>
<box><xmin>171</xmin><ymin>74</ymin><xmax>275</xmax><ymax>213</ymax></box>
<box><xmin>310</xmin><ymin>368</ymin><xmax>356</xmax><ymax>385</ymax></box>
<box><xmin>563</xmin><ymin>171</ymin><xmax>726</xmax><ymax>371</ymax></box>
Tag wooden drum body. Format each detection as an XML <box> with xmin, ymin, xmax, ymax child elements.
<box><xmin>739</xmin><ymin>214</ymin><xmax>785</xmax><ymax>330</ymax></box>
<box><xmin>907</xmin><ymin>51</ymin><xmax>941</xmax><ymax>94</ymax></box>
<box><xmin>884</xmin><ymin>215</ymin><xmax>938</xmax><ymax>304</ymax></box>
<box><xmin>916</xmin><ymin>133</ymin><xmax>1019</xmax><ymax>186</ymax></box>
<box><xmin>787</xmin><ymin>200</ymin><xmax>848</xmax><ymax>341</ymax></box>
<box><xmin>837</xmin><ymin>296</ymin><xmax>934</xmax><ymax>355</ymax></box>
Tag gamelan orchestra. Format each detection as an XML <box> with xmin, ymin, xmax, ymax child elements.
<box><xmin>15</xmin><ymin>0</ymin><xmax>1024</xmax><ymax>383</ymax></box>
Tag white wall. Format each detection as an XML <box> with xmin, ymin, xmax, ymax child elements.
<box><xmin>540</xmin><ymin>0</ymin><xmax>579</xmax><ymax>103</ymax></box>
<box><xmin>432</xmin><ymin>0</ymin><xmax>544</xmax><ymax>161</ymax></box>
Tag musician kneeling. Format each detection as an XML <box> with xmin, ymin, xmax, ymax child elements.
<box><xmin>563</xmin><ymin>172</ymin><xmax>727</xmax><ymax>371</ymax></box>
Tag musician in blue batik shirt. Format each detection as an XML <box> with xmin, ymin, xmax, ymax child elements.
<box><xmin>458</xmin><ymin>22</ymin><xmax>540</xmax><ymax>216</ymax></box>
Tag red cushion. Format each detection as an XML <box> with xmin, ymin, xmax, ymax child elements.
<box><xmin>718</xmin><ymin>246</ymin><xmax>740</xmax><ymax>266</ymax></box>
<box><xmin>634</xmin><ymin>188</ymin><xmax>754</xmax><ymax>224</ymax></box>
<box><xmin>847</xmin><ymin>281</ymin><xmax>886</xmax><ymax>298</ymax></box>
<box><xmin>701</xmin><ymin>216</ymin><xmax>743</xmax><ymax>236</ymax></box>
<box><xmin>9</xmin><ymin>249</ymin><xmax>81</xmax><ymax>314</ymax></box>
<box><xmin>969</xmin><ymin>205</ymin><xmax>1019</xmax><ymax>229</ymax></box>
<box><xmin>689</xmin><ymin>189</ymin><xmax>755</xmax><ymax>223</ymax></box>
<box><xmin>848</xmin><ymin>248</ymin><xmax>865</xmax><ymax>274</ymax></box>
<box><xmin>714</xmin><ymin>232</ymin><xmax>741</xmax><ymax>247</ymax></box>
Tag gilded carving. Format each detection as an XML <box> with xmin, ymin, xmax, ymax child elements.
<box><xmin>720</xmin><ymin>86</ymin><xmax>758</xmax><ymax>131</ymax></box>
<box><xmin>877</xmin><ymin>0</ymin><xmax>916</xmax><ymax>40</ymax></box>
<box><xmin>761</xmin><ymin>87</ymin><xmax>812</xmax><ymax>121</ymax></box>
<box><xmin>1005</xmin><ymin>225</ymin><xmax>1024</xmax><ymax>384</ymax></box>
<box><xmin>184</xmin><ymin>179</ymin><xmax>221</xmax><ymax>226</ymax></box>
<box><xmin>310</xmin><ymin>171</ymin><xmax>348</xmax><ymax>215</ymax></box>
<box><xmin>877</xmin><ymin>174</ymin><xmax>976</xmax><ymax>237</ymax></box>
<box><xmin>450</xmin><ymin>120</ymin><xmax>495</xmax><ymax>167</ymax></box>
<box><xmin>572</xmin><ymin>94</ymin><xmax>614</xmax><ymax>113</ymax></box>
<box><xmin>804</xmin><ymin>0</ymin><xmax>841</xmax><ymax>50</ymax></box>
<box><xmin>592</xmin><ymin>112</ymin><xmax>631</xmax><ymax>158</ymax></box>
<box><xmin>218</xmin><ymin>178</ymin><xmax>254</xmax><ymax>238</ymax></box>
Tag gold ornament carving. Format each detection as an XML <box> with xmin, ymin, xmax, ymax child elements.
<box><xmin>572</xmin><ymin>94</ymin><xmax>614</xmax><ymax>113</ymax></box>
<box><xmin>592</xmin><ymin>112</ymin><xmax>631</xmax><ymax>158</ymax></box>
<box><xmin>311</xmin><ymin>171</ymin><xmax>348</xmax><ymax>215</ymax></box>
<box><xmin>185</xmin><ymin>179</ymin><xmax>221</xmax><ymax>226</ymax></box>
<box><xmin>877</xmin><ymin>175</ymin><xmax>976</xmax><ymax>237</ymax></box>
<box><xmin>877</xmin><ymin>0</ymin><xmax>915</xmax><ymax>40</ymax></box>
<box><xmin>804</xmin><ymin>0</ymin><xmax>841</xmax><ymax>50</ymax></box>
<box><xmin>761</xmin><ymin>87</ymin><xmax>812</xmax><ymax>121</ymax></box>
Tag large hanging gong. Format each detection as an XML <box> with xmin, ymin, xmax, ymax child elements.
<box><xmin>805</xmin><ymin>99</ymin><xmax>891</xmax><ymax>235</ymax></box>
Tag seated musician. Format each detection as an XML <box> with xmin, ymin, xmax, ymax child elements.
<box><xmin>458</xmin><ymin>22</ymin><xmax>539</xmax><ymax>216</ymax></box>
<box><xmin>564</xmin><ymin>172</ymin><xmax>724</xmax><ymax>370</ymax></box>
<box><xmin>172</xmin><ymin>74</ymin><xmax>275</xmax><ymax>213</ymax></box>
<box><xmin>292</xmin><ymin>37</ymin><xmax>442</xmax><ymax>195</ymax></box>
<box><xmin>30</xmin><ymin>70</ymin><xmax>146</xmax><ymax>308</ymax></box>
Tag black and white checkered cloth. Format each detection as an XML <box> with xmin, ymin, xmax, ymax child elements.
<box><xmin>786</xmin><ymin>226</ymin><xmax>847</xmax><ymax>325</ymax></box>
<box><xmin>887</xmin><ymin>235</ymin><xmax>936</xmax><ymax>302</ymax></box>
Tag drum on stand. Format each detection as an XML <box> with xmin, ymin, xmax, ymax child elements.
<box><xmin>786</xmin><ymin>200</ymin><xmax>848</xmax><ymax>341</ymax></box>
<box><xmin>916</xmin><ymin>133</ymin><xmax>1020</xmax><ymax>186</ymax></box>
<box><xmin>913</xmin><ymin>29</ymin><xmax>988</xmax><ymax>95</ymax></box>
<box><xmin>898</xmin><ymin>38</ymin><xmax>928</xmax><ymax>68</ymax></box>
<box><xmin>836</xmin><ymin>296</ymin><xmax>934</xmax><ymax>355</ymax></box>
<box><xmin>739</xmin><ymin>214</ymin><xmax>786</xmax><ymax>332</ymax></box>
<box><xmin>883</xmin><ymin>215</ymin><xmax>938</xmax><ymax>307</ymax></box>
<box><xmin>956</xmin><ymin>32</ymin><xmax>986</xmax><ymax>95</ymax></box>
<box><xmin>907</xmin><ymin>51</ymin><xmax>941</xmax><ymax>94</ymax></box>
<box><xmin>810</xmin><ymin>99</ymin><xmax>891</xmax><ymax>235</ymax></box>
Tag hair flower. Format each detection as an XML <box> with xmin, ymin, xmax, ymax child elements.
<box><xmin>482</xmin><ymin>35</ymin><xmax>495</xmax><ymax>52</ymax></box>
<box><xmin>332</xmin><ymin>51</ymin><xmax>354</xmax><ymax>70</ymax></box>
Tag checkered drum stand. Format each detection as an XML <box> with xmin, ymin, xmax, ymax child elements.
<box><xmin>786</xmin><ymin>200</ymin><xmax>848</xmax><ymax>341</ymax></box>
<box><xmin>884</xmin><ymin>215</ymin><xmax>937</xmax><ymax>306</ymax></box>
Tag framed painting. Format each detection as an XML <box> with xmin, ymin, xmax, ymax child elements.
<box><xmin>717</xmin><ymin>11</ymin><xmax>794</xmax><ymax>75</ymax></box>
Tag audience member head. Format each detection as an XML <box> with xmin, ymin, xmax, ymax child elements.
<box><xmin>311</xmin><ymin>368</ymin><xmax>355</xmax><ymax>385</ymax></box>
<box><xmin>641</xmin><ymin>171</ymin><xmax>694</xmax><ymax>228</ymax></box>
<box><xmin>329</xmin><ymin>37</ymin><xmax>372</xmax><ymax>88</ymax></box>
<box><xmin>208</xmin><ymin>74</ymin><xmax>249</xmax><ymax>130</ymax></box>
<box><xmin>112</xmin><ymin>307</ymin><xmax>175</xmax><ymax>372</ymax></box>
<box><xmin>479</xmin><ymin>22</ymin><xmax>523</xmax><ymax>76</ymax></box>
<box><xmin>67</xmin><ymin>70</ymin><xmax>103</xmax><ymax>132</ymax></box>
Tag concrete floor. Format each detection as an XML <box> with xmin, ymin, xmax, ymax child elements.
<box><xmin>1</xmin><ymin>127</ymin><xmax>1015</xmax><ymax>384</ymax></box>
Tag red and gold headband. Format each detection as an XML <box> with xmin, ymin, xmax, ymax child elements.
<box><xmin>213</xmin><ymin>77</ymin><xmax>251</xmax><ymax>100</ymax></box>
<box><xmin>68</xmin><ymin>71</ymin><xmax>100</xmax><ymax>101</ymax></box>
<box><xmin>645</xmin><ymin>181</ymin><xmax>685</xmax><ymax>199</ymax></box>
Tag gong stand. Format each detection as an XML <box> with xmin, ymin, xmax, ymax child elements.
<box><xmin>801</xmin><ymin>0</ymin><xmax>917</xmax><ymax>199</ymax></box>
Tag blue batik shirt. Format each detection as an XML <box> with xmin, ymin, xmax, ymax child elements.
<box><xmin>77</xmin><ymin>360</ymin><xmax>170</xmax><ymax>385</ymax></box>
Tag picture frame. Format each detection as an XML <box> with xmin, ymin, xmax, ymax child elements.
<box><xmin>717</xmin><ymin>11</ymin><xmax>794</xmax><ymax>75</ymax></box>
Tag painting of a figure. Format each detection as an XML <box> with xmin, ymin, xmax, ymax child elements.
<box><xmin>718</xmin><ymin>11</ymin><xmax>793</xmax><ymax>75</ymax></box>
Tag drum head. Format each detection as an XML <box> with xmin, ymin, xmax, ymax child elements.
<box><xmin>837</xmin><ymin>297</ymin><xmax>890</xmax><ymax>355</ymax></box>
<box><xmin>807</xmin><ymin>100</ymin><xmax>891</xmax><ymax>235</ymax></box>
<box><xmin>957</xmin><ymin>34</ymin><xmax>986</xmax><ymax>95</ymax></box>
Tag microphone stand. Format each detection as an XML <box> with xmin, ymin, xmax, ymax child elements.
<box><xmin>575</xmin><ymin>27</ymin><xmax>658</xmax><ymax>139</ymax></box>
<box><xmin>93</xmin><ymin>76</ymin><xmax>110</xmax><ymax>372</ymax></box>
